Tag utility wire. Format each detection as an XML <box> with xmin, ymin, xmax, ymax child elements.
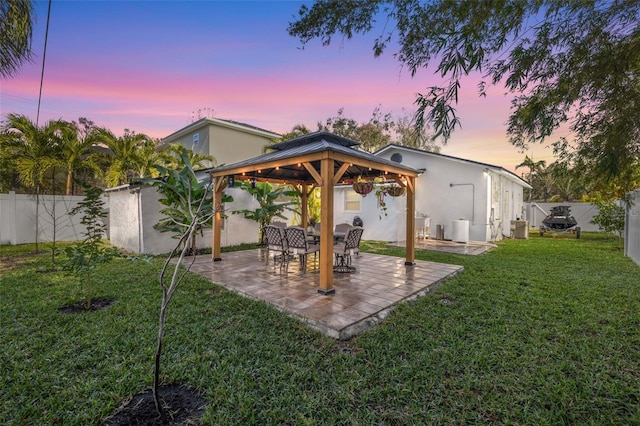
<box><xmin>36</xmin><ymin>0</ymin><xmax>52</xmax><ymax>126</ymax></box>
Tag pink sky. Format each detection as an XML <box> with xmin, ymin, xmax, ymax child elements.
<box><xmin>0</xmin><ymin>1</ymin><xmax>559</xmax><ymax>173</ymax></box>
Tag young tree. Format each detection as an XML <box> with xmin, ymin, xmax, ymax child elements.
<box><xmin>0</xmin><ymin>0</ymin><xmax>34</xmax><ymax>78</ymax></box>
<box><xmin>62</xmin><ymin>184</ymin><xmax>120</xmax><ymax>309</ymax></box>
<box><xmin>591</xmin><ymin>197</ymin><xmax>626</xmax><ymax>249</ymax></box>
<box><xmin>289</xmin><ymin>1</ymin><xmax>640</xmax><ymax>178</ymax></box>
<box><xmin>138</xmin><ymin>151</ymin><xmax>224</xmax><ymax>417</ymax></box>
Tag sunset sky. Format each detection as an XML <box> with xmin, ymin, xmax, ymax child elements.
<box><xmin>1</xmin><ymin>0</ymin><xmax>560</xmax><ymax>172</ymax></box>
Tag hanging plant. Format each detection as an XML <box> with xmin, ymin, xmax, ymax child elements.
<box><xmin>352</xmin><ymin>180</ymin><xmax>374</xmax><ymax>196</ymax></box>
<box><xmin>385</xmin><ymin>186</ymin><xmax>405</xmax><ymax>197</ymax></box>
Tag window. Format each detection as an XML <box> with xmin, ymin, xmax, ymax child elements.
<box><xmin>344</xmin><ymin>189</ymin><xmax>361</xmax><ymax>211</ymax></box>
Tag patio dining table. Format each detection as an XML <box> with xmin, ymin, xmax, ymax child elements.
<box><xmin>307</xmin><ymin>231</ymin><xmax>346</xmax><ymax>245</ymax></box>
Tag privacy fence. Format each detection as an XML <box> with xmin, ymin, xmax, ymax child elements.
<box><xmin>0</xmin><ymin>192</ymin><xmax>90</xmax><ymax>245</ymax></box>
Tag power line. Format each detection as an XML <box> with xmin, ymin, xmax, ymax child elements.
<box><xmin>36</xmin><ymin>0</ymin><xmax>52</xmax><ymax>126</ymax></box>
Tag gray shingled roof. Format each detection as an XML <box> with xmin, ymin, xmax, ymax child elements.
<box><xmin>207</xmin><ymin>132</ymin><xmax>419</xmax><ymax>184</ymax></box>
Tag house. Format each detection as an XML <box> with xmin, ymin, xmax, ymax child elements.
<box><xmin>161</xmin><ymin>117</ymin><xmax>281</xmax><ymax>166</ymax></box>
<box><xmin>107</xmin><ymin>119</ymin><xmax>280</xmax><ymax>254</ymax></box>
<box><xmin>332</xmin><ymin>144</ymin><xmax>531</xmax><ymax>243</ymax></box>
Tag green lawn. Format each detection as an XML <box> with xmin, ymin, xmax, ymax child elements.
<box><xmin>1</xmin><ymin>234</ymin><xmax>639</xmax><ymax>425</ymax></box>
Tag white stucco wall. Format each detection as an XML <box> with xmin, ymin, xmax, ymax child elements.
<box><xmin>106</xmin><ymin>185</ymin><xmax>262</xmax><ymax>255</ymax></box>
<box><xmin>333</xmin><ymin>185</ymin><xmax>407</xmax><ymax>242</ymax></box>
<box><xmin>107</xmin><ymin>186</ymin><xmax>142</xmax><ymax>253</ymax></box>
<box><xmin>369</xmin><ymin>147</ymin><xmax>529</xmax><ymax>242</ymax></box>
<box><xmin>625</xmin><ymin>189</ymin><xmax>640</xmax><ymax>266</ymax></box>
<box><xmin>0</xmin><ymin>192</ymin><xmax>88</xmax><ymax>245</ymax></box>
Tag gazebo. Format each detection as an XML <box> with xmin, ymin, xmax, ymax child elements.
<box><xmin>208</xmin><ymin>131</ymin><xmax>420</xmax><ymax>294</ymax></box>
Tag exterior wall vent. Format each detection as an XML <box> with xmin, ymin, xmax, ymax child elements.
<box><xmin>390</xmin><ymin>152</ymin><xmax>403</xmax><ymax>163</ymax></box>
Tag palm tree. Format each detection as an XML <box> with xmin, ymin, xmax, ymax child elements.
<box><xmin>0</xmin><ymin>113</ymin><xmax>65</xmax><ymax>191</ymax></box>
<box><xmin>57</xmin><ymin>118</ymin><xmax>103</xmax><ymax>195</ymax></box>
<box><xmin>97</xmin><ymin>129</ymin><xmax>153</xmax><ymax>187</ymax></box>
<box><xmin>0</xmin><ymin>113</ymin><xmax>66</xmax><ymax>251</ymax></box>
<box><xmin>0</xmin><ymin>0</ymin><xmax>34</xmax><ymax>78</ymax></box>
<box><xmin>159</xmin><ymin>143</ymin><xmax>215</xmax><ymax>171</ymax></box>
<box><xmin>131</xmin><ymin>138</ymin><xmax>163</xmax><ymax>179</ymax></box>
<box><xmin>516</xmin><ymin>155</ymin><xmax>547</xmax><ymax>202</ymax></box>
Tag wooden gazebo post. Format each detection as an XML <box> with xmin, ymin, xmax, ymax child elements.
<box><xmin>404</xmin><ymin>175</ymin><xmax>416</xmax><ymax>265</ymax></box>
<box><xmin>212</xmin><ymin>177</ymin><xmax>225</xmax><ymax>262</ymax></box>
<box><xmin>318</xmin><ymin>157</ymin><xmax>335</xmax><ymax>294</ymax></box>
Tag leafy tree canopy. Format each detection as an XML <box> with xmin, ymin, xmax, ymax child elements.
<box><xmin>289</xmin><ymin>1</ymin><xmax>640</xmax><ymax>178</ymax></box>
<box><xmin>0</xmin><ymin>0</ymin><xmax>33</xmax><ymax>78</ymax></box>
<box><xmin>278</xmin><ymin>106</ymin><xmax>440</xmax><ymax>153</ymax></box>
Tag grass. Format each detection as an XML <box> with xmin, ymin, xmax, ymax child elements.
<box><xmin>1</xmin><ymin>233</ymin><xmax>639</xmax><ymax>425</ymax></box>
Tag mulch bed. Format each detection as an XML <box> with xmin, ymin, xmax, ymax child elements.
<box><xmin>104</xmin><ymin>384</ymin><xmax>207</xmax><ymax>426</ymax></box>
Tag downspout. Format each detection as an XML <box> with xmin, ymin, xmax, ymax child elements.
<box><xmin>449</xmin><ymin>183</ymin><xmax>475</xmax><ymax>224</ymax></box>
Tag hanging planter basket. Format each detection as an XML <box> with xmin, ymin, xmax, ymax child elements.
<box><xmin>386</xmin><ymin>186</ymin><xmax>405</xmax><ymax>197</ymax></box>
<box><xmin>352</xmin><ymin>181</ymin><xmax>374</xmax><ymax>196</ymax></box>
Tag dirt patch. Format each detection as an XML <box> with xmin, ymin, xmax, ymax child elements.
<box><xmin>104</xmin><ymin>384</ymin><xmax>207</xmax><ymax>426</ymax></box>
<box><xmin>58</xmin><ymin>297</ymin><xmax>115</xmax><ymax>313</ymax></box>
<box><xmin>0</xmin><ymin>255</ymin><xmax>29</xmax><ymax>271</ymax></box>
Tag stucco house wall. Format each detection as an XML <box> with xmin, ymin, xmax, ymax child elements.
<box><xmin>161</xmin><ymin>117</ymin><xmax>280</xmax><ymax>166</ymax></box>
<box><xmin>333</xmin><ymin>185</ymin><xmax>408</xmax><ymax>242</ymax></box>
<box><xmin>370</xmin><ymin>145</ymin><xmax>530</xmax><ymax>242</ymax></box>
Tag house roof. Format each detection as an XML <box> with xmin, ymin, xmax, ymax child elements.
<box><xmin>162</xmin><ymin>117</ymin><xmax>281</xmax><ymax>143</ymax></box>
<box><xmin>208</xmin><ymin>132</ymin><xmax>419</xmax><ymax>184</ymax></box>
<box><xmin>374</xmin><ymin>144</ymin><xmax>532</xmax><ymax>189</ymax></box>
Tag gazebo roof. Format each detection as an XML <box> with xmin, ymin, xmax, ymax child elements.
<box><xmin>208</xmin><ymin>131</ymin><xmax>419</xmax><ymax>184</ymax></box>
<box><xmin>208</xmin><ymin>131</ymin><xmax>420</xmax><ymax>295</ymax></box>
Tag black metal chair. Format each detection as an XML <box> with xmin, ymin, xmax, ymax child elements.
<box><xmin>264</xmin><ymin>225</ymin><xmax>288</xmax><ymax>271</ymax></box>
<box><xmin>284</xmin><ymin>226</ymin><xmax>319</xmax><ymax>274</ymax></box>
<box><xmin>333</xmin><ymin>226</ymin><xmax>364</xmax><ymax>273</ymax></box>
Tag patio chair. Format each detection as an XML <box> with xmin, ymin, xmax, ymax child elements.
<box><xmin>333</xmin><ymin>226</ymin><xmax>364</xmax><ymax>273</ymax></box>
<box><xmin>271</xmin><ymin>221</ymin><xmax>287</xmax><ymax>228</ymax></box>
<box><xmin>264</xmin><ymin>225</ymin><xmax>288</xmax><ymax>271</ymax></box>
<box><xmin>334</xmin><ymin>222</ymin><xmax>352</xmax><ymax>242</ymax></box>
<box><xmin>284</xmin><ymin>226</ymin><xmax>319</xmax><ymax>274</ymax></box>
<box><xmin>416</xmin><ymin>216</ymin><xmax>431</xmax><ymax>240</ymax></box>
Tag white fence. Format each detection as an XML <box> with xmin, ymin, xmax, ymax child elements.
<box><xmin>0</xmin><ymin>192</ymin><xmax>90</xmax><ymax>245</ymax></box>
<box><xmin>625</xmin><ymin>189</ymin><xmax>640</xmax><ymax>267</ymax></box>
<box><xmin>525</xmin><ymin>202</ymin><xmax>601</xmax><ymax>232</ymax></box>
